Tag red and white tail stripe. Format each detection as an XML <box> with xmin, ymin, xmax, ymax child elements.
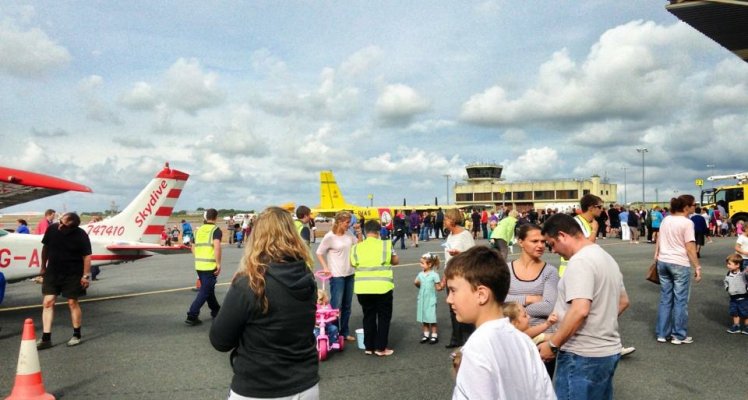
<box><xmin>84</xmin><ymin>163</ymin><xmax>189</xmax><ymax>244</ymax></box>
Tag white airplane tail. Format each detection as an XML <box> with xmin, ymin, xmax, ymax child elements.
<box><xmin>84</xmin><ymin>163</ymin><xmax>189</xmax><ymax>244</ymax></box>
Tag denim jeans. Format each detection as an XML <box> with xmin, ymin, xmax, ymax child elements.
<box><xmin>392</xmin><ymin>233</ymin><xmax>406</xmax><ymax>249</ymax></box>
<box><xmin>656</xmin><ymin>260</ymin><xmax>692</xmax><ymax>340</ymax></box>
<box><xmin>419</xmin><ymin>225</ymin><xmax>429</xmax><ymax>241</ymax></box>
<box><xmin>555</xmin><ymin>351</ymin><xmax>620</xmax><ymax>400</ymax></box>
<box><xmin>314</xmin><ymin>323</ymin><xmax>339</xmax><ymax>344</ymax></box>
<box><xmin>329</xmin><ymin>275</ymin><xmax>354</xmax><ymax>337</ymax></box>
<box><xmin>188</xmin><ymin>271</ymin><xmax>220</xmax><ymax>318</ymax></box>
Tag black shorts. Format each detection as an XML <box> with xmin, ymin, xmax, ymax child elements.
<box><xmin>42</xmin><ymin>274</ymin><xmax>86</xmax><ymax>299</ymax></box>
<box><xmin>695</xmin><ymin>232</ymin><xmax>705</xmax><ymax>246</ymax></box>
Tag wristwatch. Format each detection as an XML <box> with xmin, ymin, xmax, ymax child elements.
<box><xmin>548</xmin><ymin>340</ymin><xmax>559</xmax><ymax>354</ymax></box>
<box><xmin>82</xmin><ymin>274</ymin><xmax>90</xmax><ymax>280</ymax></box>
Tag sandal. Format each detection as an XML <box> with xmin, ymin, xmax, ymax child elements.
<box><xmin>374</xmin><ymin>349</ymin><xmax>394</xmax><ymax>357</ymax></box>
<box><xmin>345</xmin><ymin>335</ymin><xmax>357</xmax><ymax>342</ymax></box>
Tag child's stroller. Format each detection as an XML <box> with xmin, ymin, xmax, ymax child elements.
<box><xmin>315</xmin><ymin>271</ymin><xmax>345</xmax><ymax>361</ymax></box>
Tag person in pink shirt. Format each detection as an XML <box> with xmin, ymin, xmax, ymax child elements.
<box><xmin>654</xmin><ymin>195</ymin><xmax>702</xmax><ymax>345</ymax></box>
<box><xmin>34</xmin><ymin>209</ymin><xmax>56</xmax><ymax>235</ymax></box>
<box><xmin>316</xmin><ymin>212</ymin><xmax>359</xmax><ymax>342</ymax></box>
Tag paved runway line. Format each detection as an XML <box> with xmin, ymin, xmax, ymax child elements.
<box><xmin>0</xmin><ymin>283</ymin><xmax>231</xmax><ymax>312</ymax></box>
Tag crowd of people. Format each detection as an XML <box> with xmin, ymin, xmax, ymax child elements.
<box><xmin>18</xmin><ymin>192</ymin><xmax>748</xmax><ymax>400</ymax></box>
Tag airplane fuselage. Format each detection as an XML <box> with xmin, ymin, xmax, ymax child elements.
<box><xmin>0</xmin><ymin>231</ymin><xmax>151</xmax><ymax>283</ymax></box>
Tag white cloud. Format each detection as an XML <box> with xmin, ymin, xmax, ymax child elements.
<box><xmin>460</xmin><ymin>21</ymin><xmax>703</xmax><ymax>126</ymax></box>
<box><xmin>376</xmin><ymin>84</ymin><xmax>431</xmax><ymax>126</ymax></box>
<box><xmin>474</xmin><ymin>0</ymin><xmax>503</xmax><ymax>15</ymax></box>
<box><xmin>251</xmin><ymin>48</ymin><xmax>289</xmax><ymax>78</ymax></box>
<box><xmin>340</xmin><ymin>45</ymin><xmax>383</xmax><ymax>78</ymax></box>
<box><xmin>0</xmin><ymin>20</ymin><xmax>71</xmax><ymax>78</ymax></box>
<box><xmin>502</xmin><ymin>147</ymin><xmax>561</xmax><ymax>180</ymax></box>
<box><xmin>113</xmin><ymin>136</ymin><xmax>154</xmax><ymax>149</ymax></box>
<box><xmin>119</xmin><ymin>82</ymin><xmax>159</xmax><ymax>111</ymax></box>
<box><xmin>406</xmin><ymin>119</ymin><xmax>456</xmax><ymax>133</ymax></box>
<box><xmin>164</xmin><ymin>58</ymin><xmax>225</xmax><ymax>114</ymax></box>
<box><xmin>78</xmin><ymin>75</ymin><xmax>122</xmax><ymax>125</ymax></box>
<box><xmin>207</xmin><ymin>105</ymin><xmax>269</xmax><ymax>157</ymax></box>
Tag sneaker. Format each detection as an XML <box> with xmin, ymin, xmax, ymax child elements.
<box><xmin>743</xmin><ymin>328</ymin><xmax>748</xmax><ymax>335</ymax></box>
<box><xmin>184</xmin><ymin>317</ymin><xmax>202</xmax><ymax>326</ymax></box>
<box><xmin>419</xmin><ymin>336</ymin><xmax>429</xmax><ymax>344</ymax></box>
<box><xmin>66</xmin><ymin>336</ymin><xmax>81</xmax><ymax>347</ymax></box>
<box><xmin>670</xmin><ymin>336</ymin><xmax>693</xmax><ymax>345</ymax></box>
<box><xmin>620</xmin><ymin>346</ymin><xmax>636</xmax><ymax>357</ymax></box>
<box><xmin>656</xmin><ymin>337</ymin><xmax>669</xmax><ymax>343</ymax></box>
<box><xmin>727</xmin><ymin>325</ymin><xmax>741</xmax><ymax>334</ymax></box>
<box><xmin>36</xmin><ymin>339</ymin><xmax>52</xmax><ymax>350</ymax></box>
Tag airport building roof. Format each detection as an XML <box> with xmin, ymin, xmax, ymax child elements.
<box><xmin>666</xmin><ymin>0</ymin><xmax>748</xmax><ymax>62</ymax></box>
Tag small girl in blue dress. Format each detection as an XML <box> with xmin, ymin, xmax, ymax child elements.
<box><xmin>414</xmin><ymin>253</ymin><xmax>444</xmax><ymax>344</ymax></box>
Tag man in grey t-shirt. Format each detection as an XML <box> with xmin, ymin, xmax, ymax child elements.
<box><xmin>538</xmin><ymin>213</ymin><xmax>630</xmax><ymax>400</ymax></box>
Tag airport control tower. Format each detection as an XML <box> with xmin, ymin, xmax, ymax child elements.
<box><xmin>465</xmin><ymin>163</ymin><xmax>504</xmax><ymax>182</ymax></box>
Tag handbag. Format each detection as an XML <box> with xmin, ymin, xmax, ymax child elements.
<box><xmin>646</xmin><ymin>262</ymin><xmax>660</xmax><ymax>285</ymax></box>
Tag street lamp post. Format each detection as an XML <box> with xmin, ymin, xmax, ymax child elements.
<box><xmin>636</xmin><ymin>147</ymin><xmax>648</xmax><ymax>207</ymax></box>
<box><xmin>621</xmin><ymin>166</ymin><xmax>628</xmax><ymax>205</ymax></box>
<box><xmin>368</xmin><ymin>194</ymin><xmax>373</xmax><ymax>207</ymax></box>
<box><xmin>443</xmin><ymin>174</ymin><xmax>451</xmax><ymax>205</ymax></box>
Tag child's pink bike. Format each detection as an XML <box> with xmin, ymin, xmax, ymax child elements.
<box><xmin>315</xmin><ymin>270</ymin><xmax>345</xmax><ymax>361</ymax></box>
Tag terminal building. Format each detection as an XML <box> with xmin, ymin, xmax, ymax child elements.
<box><xmin>454</xmin><ymin>164</ymin><xmax>618</xmax><ymax>212</ymax></box>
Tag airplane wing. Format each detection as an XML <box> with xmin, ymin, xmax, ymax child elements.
<box><xmin>0</xmin><ymin>166</ymin><xmax>93</xmax><ymax>209</ymax></box>
<box><xmin>106</xmin><ymin>243</ymin><xmax>192</xmax><ymax>255</ymax></box>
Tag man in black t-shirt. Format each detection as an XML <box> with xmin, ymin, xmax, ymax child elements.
<box><xmin>37</xmin><ymin>212</ymin><xmax>92</xmax><ymax>349</ymax></box>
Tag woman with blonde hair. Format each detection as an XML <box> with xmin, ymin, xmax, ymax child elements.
<box><xmin>210</xmin><ymin>207</ymin><xmax>319</xmax><ymax>400</ymax></box>
<box><xmin>315</xmin><ymin>211</ymin><xmax>359</xmax><ymax>341</ymax></box>
<box><xmin>442</xmin><ymin>207</ymin><xmax>476</xmax><ymax>348</ymax></box>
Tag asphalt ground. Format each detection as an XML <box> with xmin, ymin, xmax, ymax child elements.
<box><xmin>0</xmin><ymin>234</ymin><xmax>745</xmax><ymax>399</ymax></box>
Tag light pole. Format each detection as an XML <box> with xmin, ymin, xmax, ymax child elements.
<box><xmin>621</xmin><ymin>166</ymin><xmax>628</xmax><ymax>205</ymax></box>
<box><xmin>636</xmin><ymin>147</ymin><xmax>648</xmax><ymax>207</ymax></box>
<box><xmin>443</xmin><ymin>174</ymin><xmax>451</xmax><ymax>205</ymax></box>
<box><xmin>368</xmin><ymin>194</ymin><xmax>373</xmax><ymax>207</ymax></box>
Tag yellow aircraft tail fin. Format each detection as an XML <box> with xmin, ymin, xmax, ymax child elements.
<box><xmin>320</xmin><ymin>170</ymin><xmax>348</xmax><ymax>210</ymax></box>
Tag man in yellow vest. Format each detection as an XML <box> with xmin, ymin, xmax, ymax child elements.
<box><xmin>350</xmin><ymin>220</ymin><xmax>399</xmax><ymax>356</ymax></box>
<box><xmin>294</xmin><ymin>205</ymin><xmax>312</xmax><ymax>246</ymax></box>
<box><xmin>186</xmin><ymin>208</ymin><xmax>222</xmax><ymax>326</ymax></box>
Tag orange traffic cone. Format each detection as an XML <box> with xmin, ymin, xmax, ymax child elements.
<box><xmin>5</xmin><ymin>319</ymin><xmax>54</xmax><ymax>400</ymax></box>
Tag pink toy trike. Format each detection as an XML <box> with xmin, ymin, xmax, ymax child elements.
<box><xmin>315</xmin><ymin>270</ymin><xmax>345</xmax><ymax>361</ymax></box>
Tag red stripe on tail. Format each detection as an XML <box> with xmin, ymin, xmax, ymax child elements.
<box><xmin>156</xmin><ymin>207</ymin><xmax>173</xmax><ymax>216</ymax></box>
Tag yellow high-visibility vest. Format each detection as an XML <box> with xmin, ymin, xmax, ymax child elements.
<box><xmin>350</xmin><ymin>237</ymin><xmax>394</xmax><ymax>294</ymax></box>
<box><xmin>194</xmin><ymin>224</ymin><xmax>219</xmax><ymax>271</ymax></box>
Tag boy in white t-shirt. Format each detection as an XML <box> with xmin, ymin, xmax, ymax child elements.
<box><xmin>445</xmin><ymin>246</ymin><xmax>555</xmax><ymax>400</ymax></box>
<box><xmin>735</xmin><ymin>228</ymin><xmax>748</xmax><ymax>271</ymax></box>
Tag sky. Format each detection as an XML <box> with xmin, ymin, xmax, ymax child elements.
<box><xmin>2</xmin><ymin>1</ymin><xmax>747</xmax><ymax>214</ymax></box>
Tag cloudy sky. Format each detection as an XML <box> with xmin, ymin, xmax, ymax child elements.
<box><xmin>2</xmin><ymin>1</ymin><xmax>746</xmax><ymax>213</ymax></box>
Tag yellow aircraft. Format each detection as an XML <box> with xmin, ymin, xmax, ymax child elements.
<box><xmin>312</xmin><ymin>170</ymin><xmax>456</xmax><ymax>228</ymax></box>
